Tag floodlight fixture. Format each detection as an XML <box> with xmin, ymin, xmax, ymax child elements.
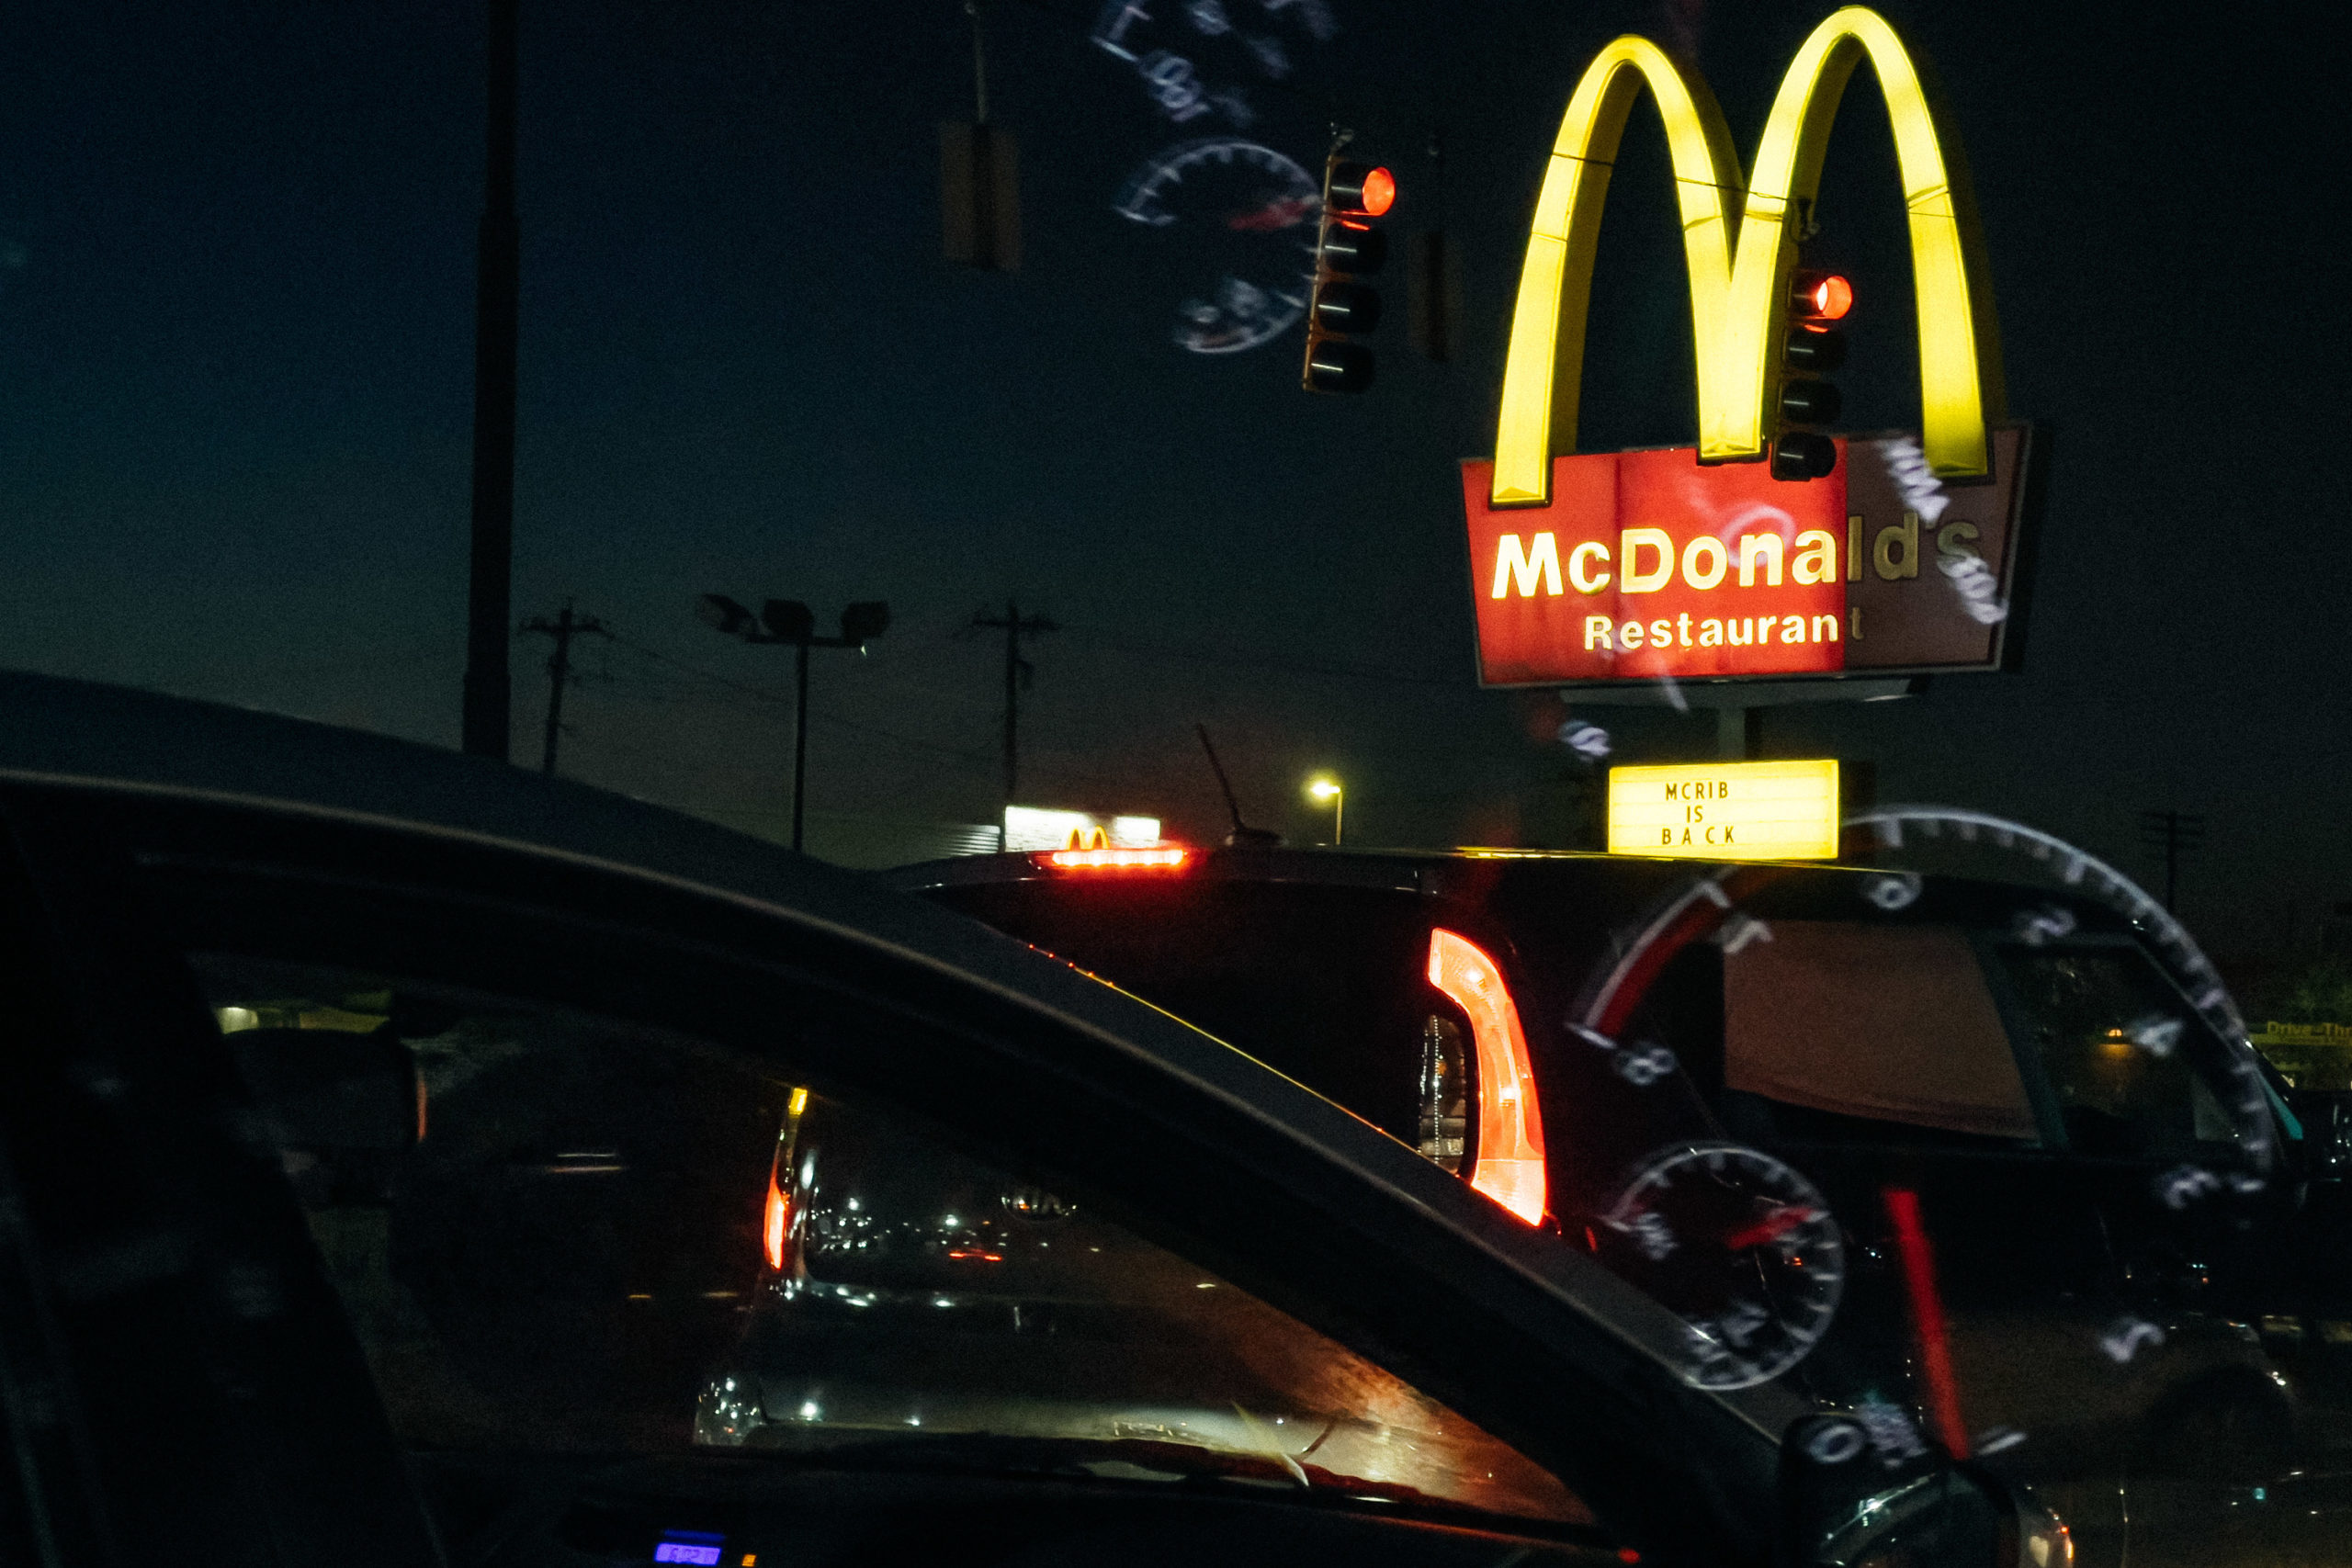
<box><xmin>761</xmin><ymin>599</ymin><xmax>817</xmax><ymax>642</ymax></box>
<box><xmin>840</xmin><ymin>601</ymin><xmax>892</xmax><ymax>647</ymax></box>
<box><xmin>696</xmin><ymin>593</ymin><xmax>755</xmax><ymax>637</ymax></box>
<box><xmin>1306</xmin><ymin>774</ymin><xmax>1345</xmax><ymax>845</ymax></box>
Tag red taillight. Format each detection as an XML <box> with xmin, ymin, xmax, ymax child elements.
<box><xmin>763</xmin><ymin>1166</ymin><xmax>789</xmax><ymax>1271</ymax></box>
<box><xmin>1045</xmin><ymin>846</ymin><xmax>1189</xmax><ymax>871</ymax></box>
<box><xmin>1428</xmin><ymin>929</ymin><xmax>1549</xmax><ymax>1225</ymax></box>
<box><xmin>763</xmin><ymin>1088</ymin><xmax>808</xmax><ymax>1272</ymax></box>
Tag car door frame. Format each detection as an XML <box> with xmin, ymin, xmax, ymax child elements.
<box><xmin>0</xmin><ymin>773</ymin><xmax>1810</xmax><ymax>1568</ymax></box>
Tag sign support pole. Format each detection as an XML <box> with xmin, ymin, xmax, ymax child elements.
<box><xmin>1717</xmin><ymin>706</ymin><xmax>1762</xmax><ymax>761</ymax></box>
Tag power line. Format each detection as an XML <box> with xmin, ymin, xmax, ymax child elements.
<box><xmin>603</xmin><ymin>628</ymin><xmax>787</xmax><ymax>705</ymax></box>
<box><xmin>598</xmin><ymin>628</ymin><xmax>1000</xmax><ymax>767</ymax></box>
<box><xmin>1058</xmin><ymin>626</ymin><xmax>1460</xmax><ymax>688</ymax></box>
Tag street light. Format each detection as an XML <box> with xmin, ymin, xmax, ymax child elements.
<box><xmin>698</xmin><ymin>594</ymin><xmax>890</xmax><ymax>853</ymax></box>
<box><xmin>1306</xmin><ymin>775</ymin><xmax>1344</xmax><ymax>846</ymax></box>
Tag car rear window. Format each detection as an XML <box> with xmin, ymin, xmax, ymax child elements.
<box><xmin>1723</xmin><ymin>922</ymin><xmax>2039</xmax><ymax>1142</ymax></box>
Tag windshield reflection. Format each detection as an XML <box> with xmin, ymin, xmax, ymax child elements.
<box><xmin>697</xmin><ymin>1089</ymin><xmax>1586</xmax><ymax>1526</ymax></box>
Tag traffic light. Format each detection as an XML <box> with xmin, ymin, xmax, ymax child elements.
<box><xmin>1770</xmin><ymin>269</ymin><xmax>1852</xmax><ymax>480</ymax></box>
<box><xmin>1301</xmin><ymin>155</ymin><xmax>1395</xmax><ymax>394</ymax></box>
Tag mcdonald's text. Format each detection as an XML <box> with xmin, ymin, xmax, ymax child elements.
<box><xmin>1463</xmin><ymin>430</ymin><xmax>2030</xmax><ymax>686</ymax></box>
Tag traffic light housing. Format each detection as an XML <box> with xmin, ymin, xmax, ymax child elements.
<box><xmin>1770</xmin><ymin>269</ymin><xmax>1851</xmax><ymax>480</ymax></box>
<box><xmin>1301</xmin><ymin>156</ymin><xmax>1395</xmax><ymax>395</ymax></box>
<box><xmin>941</xmin><ymin>121</ymin><xmax>1020</xmax><ymax>272</ymax></box>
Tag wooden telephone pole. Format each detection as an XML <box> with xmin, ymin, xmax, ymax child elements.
<box><xmin>971</xmin><ymin>600</ymin><xmax>1057</xmax><ymax>848</ymax></box>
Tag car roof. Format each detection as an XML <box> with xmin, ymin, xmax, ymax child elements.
<box><xmin>0</xmin><ymin>670</ymin><xmax>874</xmax><ymax>911</ymax></box>
<box><xmin>0</xmin><ymin>671</ymin><xmax>1302</xmax><ymax>1082</ymax></box>
<box><xmin>886</xmin><ymin>830</ymin><xmax>2142</xmax><ymax>940</ymax></box>
<box><xmin>888</xmin><ymin>844</ymin><xmax>1454</xmax><ymax>895</ymax></box>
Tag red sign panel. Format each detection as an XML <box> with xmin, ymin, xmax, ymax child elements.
<box><xmin>1462</xmin><ymin>428</ymin><xmax>2030</xmax><ymax>688</ymax></box>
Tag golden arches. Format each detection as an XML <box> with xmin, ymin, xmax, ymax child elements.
<box><xmin>1490</xmin><ymin>6</ymin><xmax>2003</xmax><ymax>508</ymax></box>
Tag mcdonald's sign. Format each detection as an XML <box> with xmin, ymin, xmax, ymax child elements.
<box><xmin>1462</xmin><ymin>6</ymin><xmax>2037</xmax><ymax>689</ymax></box>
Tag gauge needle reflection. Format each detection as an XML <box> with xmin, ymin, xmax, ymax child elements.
<box><xmin>1722</xmin><ymin>1205</ymin><xmax>1822</xmax><ymax>1251</ymax></box>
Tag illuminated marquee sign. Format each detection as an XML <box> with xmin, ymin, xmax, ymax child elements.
<box><xmin>1464</xmin><ymin>6</ymin><xmax>2032</xmax><ymax>688</ymax></box>
<box><xmin>1607</xmin><ymin>761</ymin><xmax>1841</xmax><ymax>861</ymax></box>
<box><xmin>1003</xmin><ymin>806</ymin><xmax>1162</xmax><ymax>852</ymax></box>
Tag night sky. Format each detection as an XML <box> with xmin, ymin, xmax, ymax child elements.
<box><xmin>1</xmin><ymin>0</ymin><xmax>2341</xmax><ymax>961</ymax></box>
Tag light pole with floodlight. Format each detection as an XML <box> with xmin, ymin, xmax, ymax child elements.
<box><xmin>1306</xmin><ymin>775</ymin><xmax>1344</xmax><ymax>846</ymax></box>
<box><xmin>698</xmin><ymin>594</ymin><xmax>889</xmax><ymax>852</ymax></box>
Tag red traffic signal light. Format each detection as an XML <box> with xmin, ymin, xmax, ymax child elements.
<box><xmin>1792</xmin><ymin>270</ymin><xmax>1853</xmax><ymax>321</ymax></box>
<box><xmin>1327</xmin><ymin>162</ymin><xmax>1396</xmax><ymax>218</ymax></box>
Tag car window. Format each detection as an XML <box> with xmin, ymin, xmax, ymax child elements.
<box><xmin>930</xmin><ymin>881</ymin><xmax>1441</xmax><ymax>1149</ymax></box>
<box><xmin>191</xmin><ymin>953</ymin><xmax>1590</xmax><ymax>1532</ymax></box>
<box><xmin>1992</xmin><ymin>943</ymin><xmax>2241</xmax><ymax>1158</ymax></box>
<box><xmin>1722</xmin><ymin>921</ymin><xmax>2039</xmax><ymax>1142</ymax></box>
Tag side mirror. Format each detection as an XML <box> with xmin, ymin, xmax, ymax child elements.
<box><xmin>1779</xmin><ymin>1415</ymin><xmax>2070</xmax><ymax>1568</ymax></box>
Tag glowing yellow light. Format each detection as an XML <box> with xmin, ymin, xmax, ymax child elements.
<box><xmin>1490</xmin><ymin>6</ymin><xmax>2001</xmax><ymax>507</ymax></box>
<box><xmin>1605</xmin><ymin>760</ymin><xmax>1842</xmax><ymax>861</ymax></box>
<box><xmin>1306</xmin><ymin>776</ymin><xmax>1344</xmax><ymax>845</ymax></box>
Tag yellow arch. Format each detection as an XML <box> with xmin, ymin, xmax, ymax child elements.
<box><xmin>1490</xmin><ymin>6</ymin><xmax>2004</xmax><ymax>507</ymax></box>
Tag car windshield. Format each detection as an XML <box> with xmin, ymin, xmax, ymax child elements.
<box><xmin>17</xmin><ymin>2</ymin><xmax>2343</xmax><ymax>1562</ymax></box>
<box><xmin>194</xmin><ymin>954</ymin><xmax>1592</xmax><ymax>1538</ymax></box>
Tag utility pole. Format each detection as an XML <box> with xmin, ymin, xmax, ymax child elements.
<box><xmin>520</xmin><ymin>600</ymin><xmax>611</xmax><ymax>775</ymax></box>
<box><xmin>2138</xmin><ymin>809</ymin><xmax>2206</xmax><ymax>915</ymax></box>
<box><xmin>462</xmin><ymin>0</ymin><xmax>521</xmax><ymax>761</ymax></box>
<box><xmin>971</xmin><ymin>599</ymin><xmax>1057</xmax><ymax>848</ymax></box>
